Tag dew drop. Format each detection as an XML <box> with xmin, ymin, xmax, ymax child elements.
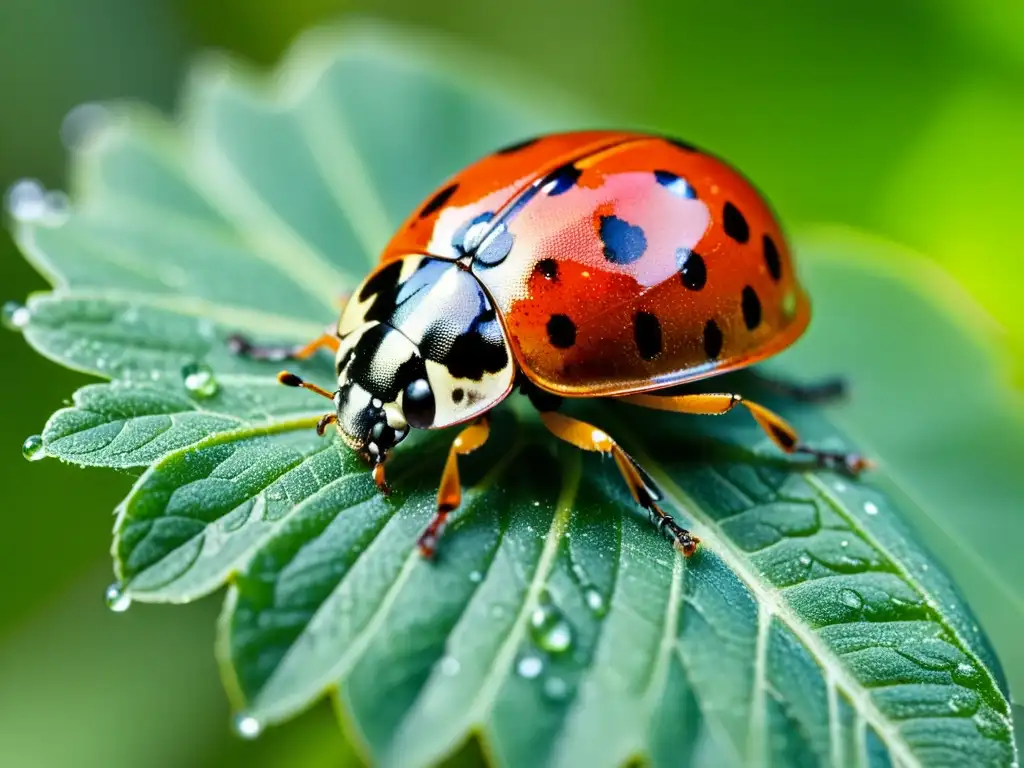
<box><xmin>181</xmin><ymin>362</ymin><xmax>219</xmax><ymax>398</ymax></box>
<box><xmin>2</xmin><ymin>301</ymin><xmax>30</xmax><ymax>331</ymax></box>
<box><xmin>104</xmin><ymin>583</ymin><xmax>132</xmax><ymax>612</ymax></box>
<box><xmin>798</xmin><ymin>555</ymin><xmax>812</xmax><ymax>567</ymax></box>
<box><xmin>61</xmin><ymin>102</ymin><xmax>110</xmax><ymax>150</ymax></box>
<box><xmin>833</xmin><ymin>481</ymin><xmax>848</xmax><ymax>492</ymax></box>
<box><xmin>838</xmin><ymin>588</ymin><xmax>863</xmax><ymax>610</ymax></box>
<box><xmin>530</xmin><ymin>603</ymin><xmax>574</xmax><ymax>654</ymax></box>
<box><xmin>840</xmin><ymin>539</ymin><xmax>849</xmax><ymax>548</ymax></box>
<box><xmin>863</xmin><ymin>501</ymin><xmax>879</xmax><ymax>516</ymax></box>
<box><xmin>532</xmin><ymin>500</ymin><xmax>541</xmax><ymax>507</ymax></box>
<box><xmin>952</xmin><ymin>661</ymin><xmax>980</xmax><ymax>685</ymax></box>
<box><xmin>516</xmin><ymin>655</ymin><xmax>544</xmax><ymax>679</ymax></box>
<box><xmin>5</xmin><ymin>179</ymin><xmax>47</xmax><ymax>221</ymax></box>
<box><xmin>543</xmin><ymin>676</ymin><xmax>569</xmax><ymax>701</ymax></box>
<box><xmin>469</xmin><ymin>570</ymin><xmax>482</xmax><ymax>584</ymax></box>
<box><xmin>440</xmin><ymin>656</ymin><xmax>461</xmax><ymax>676</ymax></box>
<box><xmin>21</xmin><ymin>434</ymin><xmax>44</xmax><ymax>461</ymax></box>
<box><xmin>585</xmin><ymin>588</ymin><xmax>606</xmax><ymax>617</ymax></box>
<box><xmin>948</xmin><ymin>689</ymin><xmax>979</xmax><ymax>715</ymax></box>
<box><xmin>233</xmin><ymin>713</ymin><xmax>263</xmax><ymax>740</ymax></box>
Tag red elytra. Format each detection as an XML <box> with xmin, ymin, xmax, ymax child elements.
<box><xmin>233</xmin><ymin>131</ymin><xmax>867</xmax><ymax>559</ymax></box>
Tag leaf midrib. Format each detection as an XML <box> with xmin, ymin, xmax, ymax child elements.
<box><xmin>617</xmin><ymin>428</ymin><xmax>922</xmax><ymax>768</ymax></box>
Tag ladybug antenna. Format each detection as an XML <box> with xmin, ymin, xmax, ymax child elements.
<box><xmin>277</xmin><ymin>371</ymin><xmax>336</xmax><ymax>401</ymax></box>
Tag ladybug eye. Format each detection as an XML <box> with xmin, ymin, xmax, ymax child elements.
<box><xmin>402</xmin><ymin>378</ymin><xmax>435</xmax><ymax>429</ymax></box>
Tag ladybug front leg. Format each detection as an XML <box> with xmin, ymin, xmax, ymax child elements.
<box><xmin>417</xmin><ymin>416</ymin><xmax>492</xmax><ymax>559</ymax></box>
<box><xmin>228</xmin><ymin>328</ymin><xmax>340</xmax><ymax>362</ymax></box>
<box><xmin>538</xmin><ymin>411</ymin><xmax>700</xmax><ymax>556</ymax></box>
<box><xmin>620</xmin><ymin>393</ymin><xmax>871</xmax><ymax>475</ymax></box>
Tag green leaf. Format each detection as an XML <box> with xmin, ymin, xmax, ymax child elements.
<box><xmin>8</xmin><ymin>20</ymin><xmax>1017</xmax><ymax>768</ymax></box>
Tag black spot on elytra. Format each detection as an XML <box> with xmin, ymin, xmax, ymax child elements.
<box><xmin>703</xmin><ymin>319</ymin><xmax>723</xmax><ymax>359</ymax></box>
<box><xmin>536</xmin><ymin>258</ymin><xmax>559</xmax><ymax>280</ymax></box>
<box><xmin>547</xmin><ymin>314</ymin><xmax>577</xmax><ymax>348</ymax></box>
<box><xmin>676</xmin><ymin>249</ymin><xmax>706</xmax><ymax>291</ymax></box>
<box><xmin>452</xmin><ymin>388</ymin><xmax>464</xmax><ymax>404</ymax></box>
<box><xmin>741</xmin><ymin>286</ymin><xmax>762</xmax><ymax>330</ymax></box>
<box><xmin>723</xmin><ymin>202</ymin><xmax>749</xmax><ymax>244</ymax></box>
<box><xmin>346</xmin><ymin>325</ymin><xmax>424</xmax><ymax>401</ymax></box>
<box><xmin>443</xmin><ymin>331</ymin><xmax>509</xmax><ymax>381</ymax></box>
<box><xmin>770</xmin><ymin>423</ymin><xmax>797</xmax><ymax>450</ymax></box>
<box><xmin>633</xmin><ymin>311</ymin><xmax>662</xmax><ymax>360</ymax></box>
<box><xmin>496</xmin><ymin>137</ymin><xmax>538</xmax><ymax>154</ymax></box>
<box><xmin>666</xmin><ymin>137</ymin><xmax>698</xmax><ymax>152</ymax></box>
<box><xmin>763</xmin><ymin>234</ymin><xmax>782</xmax><ymax>281</ymax></box>
<box><xmin>541</xmin><ymin>164</ymin><xmax>582</xmax><ymax>196</ymax></box>
<box><xmin>358</xmin><ymin>259</ymin><xmax>404</xmax><ymax>324</ymax></box>
<box><xmin>654</xmin><ymin>170</ymin><xmax>697</xmax><ymax>199</ymax></box>
<box><xmin>599</xmin><ymin>215</ymin><xmax>647</xmax><ymax>265</ymax></box>
<box><xmin>419</xmin><ymin>183</ymin><xmax>458</xmax><ymax>219</ymax></box>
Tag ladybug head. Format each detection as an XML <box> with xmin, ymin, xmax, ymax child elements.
<box><xmin>332</xmin><ymin>321</ymin><xmax>436</xmax><ymax>465</ymax></box>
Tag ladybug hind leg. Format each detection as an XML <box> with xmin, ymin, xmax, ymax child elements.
<box><xmin>538</xmin><ymin>410</ymin><xmax>699</xmax><ymax>556</ymax></box>
<box><xmin>620</xmin><ymin>393</ymin><xmax>871</xmax><ymax>475</ymax></box>
<box><xmin>417</xmin><ymin>416</ymin><xmax>492</xmax><ymax>559</ymax></box>
<box><xmin>746</xmin><ymin>370</ymin><xmax>847</xmax><ymax>404</ymax></box>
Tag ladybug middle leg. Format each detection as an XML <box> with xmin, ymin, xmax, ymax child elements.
<box><xmin>620</xmin><ymin>393</ymin><xmax>871</xmax><ymax>475</ymax></box>
<box><xmin>538</xmin><ymin>410</ymin><xmax>700</xmax><ymax>556</ymax></box>
<box><xmin>228</xmin><ymin>328</ymin><xmax>339</xmax><ymax>362</ymax></box>
<box><xmin>417</xmin><ymin>416</ymin><xmax>492</xmax><ymax>559</ymax></box>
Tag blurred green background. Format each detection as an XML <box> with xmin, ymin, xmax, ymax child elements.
<box><xmin>1</xmin><ymin>1</ymin><xmax>1022</xmax><ymax>765</ymax></box>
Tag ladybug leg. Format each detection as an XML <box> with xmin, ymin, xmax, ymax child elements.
<box><xmin>747</xmin><ymin>371</ymin><xmax>847</xmax><ymax>403</ymax></box>
<box><xmin>620</xmin><ymin>393</ymin><xmax>871</xmax><ymax>475</ymax></box>
<box><xmin>228</xmin><ymin>328</ymin><xmax>339</xmax><ymax>363</ymax></box>
<box><xmin>538</xmin><ymin>411</ymin><xmax>700</xmax><ymax>556</ymax></box>
<box><xmin>417</xmin><ymin>416</ymin><xmax>492</xmax><ymax>559</ymax></box>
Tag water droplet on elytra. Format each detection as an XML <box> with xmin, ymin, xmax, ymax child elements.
<box><xmin>585</xmin><ymin>588</ymin><xmax>606</xmax><ymax>617</ymax></box>
<box><xmin>2</xmin><ymin>301</ymin><xmax>30</xmax><ymax>331</ymax></box>
<box><xmin>516</xmin><ymin>655</ymin><xmax>543</xmax><ymax>679</ymax></box>
<box><xmin>530</xmin><ymin>603</ymin><xmax>573</xmax><ymax>654</ymax></box>
<box><xmin>440</xmin><ymin>656</ymin><xmax>460</xmax><ymax>676</ymax></box>
<box><xmin>181</xmin><ymin>362</ymin><xmax>219</xmax><ymax>398</ymax></box>
<box><xmin>863</xmin><ymin>501</ymin><xmax>879</xmax><ymax>516</ymax></box>
<box><xmin>838</xmin><ymin>588</ymin><xmax>863</xmax><ymax>610</ymax></box>
<box><xmin>21</xmin><ymin>434</ymin><xmax>44</xmax><ymax>461</ymax></box>
<box><xmin>233</xmin><ymin>713</ymin><xmax>262</xmax><ymax>739</ymax></box>
<box><xmin>104</xmin><ymin>583</ymin><xmax>131</xmax><ymax>612</ymax></box>
<box><xmin>543</xmin><ymin>676</ymin><xmax>569</xmax><ymax>701</ymax></box>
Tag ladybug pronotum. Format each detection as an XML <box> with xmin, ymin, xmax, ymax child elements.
<box><xmin>229</xmin><ymin>131</ymin><xmax>868</xmax><ymax>558</ymax></box>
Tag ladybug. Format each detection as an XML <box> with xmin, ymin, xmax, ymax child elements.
<box><xmin>229</xmin><ymin>130</ymin><xmax>868</xmax><ymax>558</ymax></box>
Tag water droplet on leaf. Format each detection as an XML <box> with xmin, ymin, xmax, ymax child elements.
<box><xmin>181</xmin><ymin>362</ymin><xmax>219</xmax><ymax>398</ymax></box>
<box><xmin>543</xmin><ymin>676</ymin><xmax>569</xmax><ymax>701</ymax></box>
<box><xmin>2</xmin><ymin>301</ymin><xmax>30</xmax><ymax>331</ymax></box>
<box><xmin>440</xmin><ymin>656</ymin><xmax>460</xmax><ymax>676</ymax></box>
<box><xmin>104</xmin><ymin>583</ymin><xmax>131</xmax><ymax>612</ymax></box>
<box><xmin>863</xmin><ymin>501</ymin><xmax>879</xmax><ymax>516</ymax></box>
<box><xmin>952</xmin><ymin>661</ymin><xmax>979</xmax><ymax>684</ymax></box>
<box><xmin>516</xmin><ymin>655</ymin><xmax>543</xmax><ymax>679</ymax></box>
<box><xmin>798</xmin><ymin>555</ymin><xmax>812</xmax><ymax>567</ymax></box>
<box><xmin>838</xmin><ymin>588</ymin><xmax>863</xmax><ymax>610</ymax></box>
<box><xmin>530</xmin><ymin>603</ymin><xmax>573</xmax><ymax>654</ymax></box>
<box><xmin>973</xmin><ymin>708</ymin><xmax>1005</xmax><ymax>738</ymax></box>
<box><xmin>5</xmin><ymin>179</ymin><xmax>47</xmax><ymax>221</ymax></box>
<box><xmin>21</xmin><ymin>434</ymin><xmax>44</xmax><ymax>461</ymax></box>
<box><xmin>469</xmin><ymin>570</ymin><xmax>482</xmax><ymax>583</ymax></box>
<box><xmin>585</xmin><ymin>588</ymin><xmax>606</xmax><ymax>616</ymax></box>
<box><xmin>947</xmin><ymin>689</ymin><xmax>979</xmax><ymax>715</ymax></box>
<box><xmin>233</xmin><ymin>714</ymin><xmax>262</xmax><ymax>739</ymax></box>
